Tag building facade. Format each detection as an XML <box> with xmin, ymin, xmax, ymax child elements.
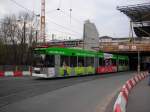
<box><xmin>83</xmin><ymin>20</ymin><xmax>99</xmax><ymax>50</ymax></box>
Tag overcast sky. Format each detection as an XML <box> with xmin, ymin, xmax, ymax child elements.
<box><xmin>0</xmin><ymin>0</ymin><xmax>149</xmax><ymax>40</ymax></box>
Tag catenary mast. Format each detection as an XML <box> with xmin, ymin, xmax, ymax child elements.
<box><xmin>41</xmin><ymin>0</ymin><xmax>46</xmax><ymax>43</ymax></box>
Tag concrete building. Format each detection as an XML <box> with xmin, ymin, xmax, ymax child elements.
<box><xmin>83</xmin><ymin>20</ymin><xmax>99</xmax><ymax>50</ymax></box>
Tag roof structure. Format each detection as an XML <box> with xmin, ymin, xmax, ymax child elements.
<box><xmin>117</xmin><ymin>3</ymin><xmax>150</xmax><ymax>22</ymax></box>
<box><xmin>117</xmin><ymin>3</ymin><xmax>150</xmax><ymax>37</ymax></box>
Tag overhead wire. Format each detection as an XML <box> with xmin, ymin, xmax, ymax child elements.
<box><xmin>59</xmin><ymin>9</ymin><xmax>83</xmax><ymax>24</ymax></box>
<box><xmin>46</xmin><ymin>18</ymin><xmax>82</xmax><ymax>36</ymax></box>
<box><xmin>46</xmin><ymin>9</ymin><xmax>83</xmax><ymax>31</ymax></box>
<box><xmin>58</xmin><ymin>0</ymin><xmax>62</xmax><ymax>10</ymax></box>
<box><xmin>48</xmin><ymin>28</ymin><xmax>82</xmax><ymax>37</ymax></box>
<box><xmin>8</xmin><ymin>0</ymin><xmax>83</xmax><ymax>40</ymax></box>
<box><xmin>46</xmin><ymin>0</ymin><xmax>83</xmax><ymax>25</ymax></box>
<box><xmin>9</xmin><ymin>0</ymin><xmax>38</xmax><ymax>15</ymax></box>
<box><xmin>46</xmin><ymin>9</ymin><xmax>58</xmax><ymax>14</ymax></box>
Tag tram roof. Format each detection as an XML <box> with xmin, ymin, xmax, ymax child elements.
<box><xmin>117</xmin><ymin>3</ymin><xmax>150</xmax><ymax>22</ymax></box>
<box><xmin>34</xmin><ymin>47</ymin><xmax>128</xmax><ymax>60</ymax></box>
<box><xmin>34</xmin><ymin>47</ymin><xmax>99</xmax><ymax>57</ymax></box>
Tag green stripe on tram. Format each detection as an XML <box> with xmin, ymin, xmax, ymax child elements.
<box><xmin>118</xmin><ymin>55</ymin><xmax>129</xmax><ymax>60</ymax></box>
<box><xmin>35</xmin><ymin>47</ymin><xmax>98</xmax><ymax>57</ymax></box>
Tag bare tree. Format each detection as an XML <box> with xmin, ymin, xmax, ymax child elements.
<box><xmin>17</xmin><ymin>12</ymin><xmax>38</xmax><ymax>64</ymax></box>
<box><xmin>0</xmin><ymin>15</ymin><xmax>18</xmax><ymax>64</ymax></box>
<box><xmin>0</xmin><ymin>11</ymin><xmax>39</xmax><ymax>65</ymax></box>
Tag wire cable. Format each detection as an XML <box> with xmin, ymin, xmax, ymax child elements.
<box><xmin>46</xmin><ymin>18</ymin><xmax>82</xmax><ymax>36</ymax></box>
<box><xmin>59</xmin><ymin>0</ymin><xmax>62</xmax><ymax>9</ymax></box>
<box><xmin>48</xmin><ymin>28</ymin><xmax>82</xmax><ymax>37</ymax></box>
<box><xmin>46</xmin><ymin>9</ymin><xmax>58</xmax><ymax>14</ymax></box>
<box><xmin>9</xmin><ymin>0</ymin><xmax>38</xmax><ymax>15</ymax></box>
<box><xmin>8</xmin><ymin>0</ymin><xmax>83</xmax><ymax>40</ymax></box>
<box><xmin>59</xmin><ymin>9</ymin><xmax>83</xmax><ymax>24</ymax></box>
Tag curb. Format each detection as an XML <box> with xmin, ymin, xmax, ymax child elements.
<box><xmin>0</xmin><ymin>71</ymin><xmax>31</xmax><ymax>77</ymax></box>
<box><xmin>113</xmin><ymin>71</ymin><xmax>149</xmax><ymax>112</ymax></box>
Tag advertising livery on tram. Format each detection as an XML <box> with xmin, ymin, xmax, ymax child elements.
<box><xmin>32</xmin><ymin>47</ymin><xmax>129</xmax><ymax>78</ymax></box>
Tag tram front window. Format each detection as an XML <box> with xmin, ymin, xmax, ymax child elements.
<box><xmin>33</xmin><ymin>54</ymin><xmax>55</xmax><ymax>67</ymax></box>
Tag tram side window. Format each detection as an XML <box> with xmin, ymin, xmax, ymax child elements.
<box><xmin>33</xmin><ymin>54</ymin><xmax>43</xmax><ymax>67</ymax></box>
<box><xmin>119</xmin><ymin>60</ymin><xmax>124</xmax><ymax>66</ymax></box>
<box><xmin>78</xmin><ymin>57</ymin><xmax>84</xmax><ymax>67</ymax></box>
<box><xmin>70</xmin><ymin>56</ymin><xmax>77</xmax><ymax>67</ymax></box>
<box><xmin>112</xmin><ymin>59</ymin><xmax>116</xmax><ymax>66</ymax></box>
<box><xmin>122</xmin><ymin>60</ymin><xmax>125</xmax><ymax>66</ymax></box>
<box><xmin>44</xmin><ymin>55</ymin><xmax>55</xmax><ymax>67</ymax></box>
<box><xmin>61</xmin><ymin>56</ymin><xmax>70</xmax><ymax>67</ymax></box>
<box><xmin>85</xmin><ymin>57</ymin><xmax>94</xmax><ymax>67</ymax></box>
<box><xmin>99</xmin><ymin>58</ymin><xmax>103</xmax><ymax>66</ymax></box>
<box><xmin>123</xmin><ymin>60</ymin><xmax>126</xmax><ymax>66</ymax></box>
<box><xmin>104</xmin><ymin>59</ymin><xmax>112</xmax><ymax>66</ymax></box>
<box><xmin>33</xmin><ymin>54</ymin><xmax>55</xmax><ymax>67</ymax></box>
<box><xmin>103</xmin><ymin>59</ymin><xmax>105</xmax><ymax>66</ymax></box>
<box><xmin>124</xmin><ymin>60</ymin><xmax>126</xmax><ymax>66</ymax></box>
<box><xmin>123</xmin><ymin>60</ymin><xmax>125</xmax><ymax>65</ymax></box>
<box><xmin>109</xmin><ymin>59</ymin><xmax>112</xmax><ymax>66</ymax></box>
<box><xmin>119</xmin><ymin>60</ymin><xmax>122</xmax><ymax>65</ymax></box>
<box><xmin>125</xmin><ymin>60</ymin><xmax>128</xmax><ymax>66</ymax></box>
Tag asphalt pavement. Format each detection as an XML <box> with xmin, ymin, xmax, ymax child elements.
<box><xmin>0</xmin><ymin>72</ymin><xmax>135</xmax><ymax>112</ymax></box>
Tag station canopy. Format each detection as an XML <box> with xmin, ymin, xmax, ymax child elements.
<box><xmin>117</xmin><ymin>3</ymin><xmax>150</xmax><ymax>22</ymax></box>
<box><xmin>117</xmin><ymin>3</ymin><xmax>150</xmax><ymax>37</ymax></box>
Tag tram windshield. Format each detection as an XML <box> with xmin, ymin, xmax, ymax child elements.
<box><xmin>33</xmin><ymin>54</ymin><xmax>55</xmax><ymax>67</ymax></box>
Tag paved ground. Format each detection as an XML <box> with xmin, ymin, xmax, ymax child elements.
<box><xmin>127</xmin><ymin>77</ymin><xmax>150</xmax><ymax>112</ymax></box>
<box><xmin>0</xmin><ymin>72</ymin><xmax>135</xmax><ymax>112</ymax></box>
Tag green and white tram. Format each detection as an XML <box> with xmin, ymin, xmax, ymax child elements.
<box><xmin>32</xmin><ymin>47</ymin><xmax>129</xmax><ymax>78</ymax></box>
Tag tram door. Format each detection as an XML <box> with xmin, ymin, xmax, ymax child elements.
<box><xmin>55</xmin><ymin>55</ymin><xmax>61</xmax><ymax>77</ymax></box>
<box><xmin>44</xmin><ymin>54</ymin><xmax>55</xmax><ymax>77</ymax></box>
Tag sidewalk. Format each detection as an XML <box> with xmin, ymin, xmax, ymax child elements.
<box><xmin>127</xmin><ymin>77</ymin><xmax>150</xmax><ymax>112</ymax></box>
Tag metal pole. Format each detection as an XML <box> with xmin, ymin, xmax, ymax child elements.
<box><xmin>131</xmin><ymin>21</ymin><xmax>134</xmax><ymax>43</ymax></box>
<box><xmin>23</xmin><ymin>21</ymin><xmax>26</xmax><ymax>44</ymax></box>
<box><xmin>41</xmin><ymin>0</ymin><xmax>46</xmax><ymax>43</ymax></box>
<box><xmin>36</xmin><ymin>30</ymin><xmax>38</xmax><ymax>44</ymax></box>
<box><xmin>129</xmin><ymin>21</ymin><xmax>132</xmax><ymax>43</ymax></box>
<box><xmin>138</xmin><ymin>51</ymin><xmax>140</xmax><ymax>73</ymax></box>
